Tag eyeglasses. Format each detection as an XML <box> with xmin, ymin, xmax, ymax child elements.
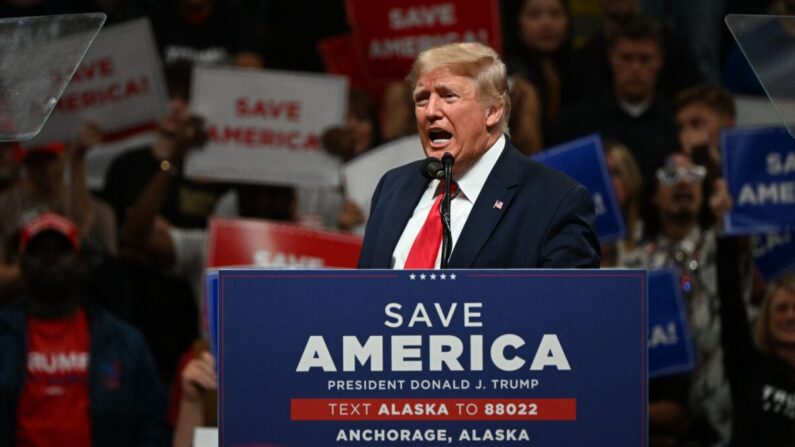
<box><xmin>655</xmin><ymin>165</ymin><xmax>706</xmax><ymax>185</ymax></box>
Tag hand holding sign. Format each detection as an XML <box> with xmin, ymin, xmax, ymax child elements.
<box><xmin>709</xmin><ymin>178</ymin><xmax>732</xmax><ymax>231</ymax></box>
<box><xmin>69</xmin><ymin>121</ymin><xmax>104</xmax><ymax>160</ymax></box>
<box><xmin>168</xmin><ymin>116</ymin><xmax>209</xmax><ymax>169</ymax></box>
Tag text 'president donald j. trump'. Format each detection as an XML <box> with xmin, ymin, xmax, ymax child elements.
<box><xmin>357</xmin><ymin>42</ymin><xmax>600</xmax><ymax>269</ymax></box>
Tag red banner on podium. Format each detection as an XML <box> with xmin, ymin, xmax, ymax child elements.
<box><xmin>207</xmin><ymin>217</ymin><xmax>362</xmax><ymax>268</ymax></box>
<box><xmin>346</xmin><ymin>0</ymin><xmax>502</xmax><ymax>83</ymax></box>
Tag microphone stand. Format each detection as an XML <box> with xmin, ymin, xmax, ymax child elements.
<box><xmin>440</xmin><ymin>153</ymin><xmax>454</xmax><ymax>269</ymax></box>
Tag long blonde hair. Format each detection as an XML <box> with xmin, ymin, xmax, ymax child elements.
<box><xmin>755</xmin><ymin>273</ymin><xmax>795</xmax><ymax>352</ymax></box>
<box><xmin>604</xmin><ymin>140</ymin><xmax>642</xmax><ymax>250</ymax></box>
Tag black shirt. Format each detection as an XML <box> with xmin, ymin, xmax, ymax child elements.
<box><xmin>101</xmin><ymin>146</ymin><xmax>228</xmax><ymax>229</ymax></box>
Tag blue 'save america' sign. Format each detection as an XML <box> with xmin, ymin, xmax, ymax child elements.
<box><xmin>721</xmin><ymin>126</ymin><xmax>795</xmax><ymax>234</ymax></box>
<box><xmin>533</xmin><ymin>135</ymin><xmax>626</xmax><ymax>243</ymax></box>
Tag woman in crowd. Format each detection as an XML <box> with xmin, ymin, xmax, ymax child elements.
<box><xmin>718</xmin><ymin>259</ymin><xmax>795</xmax><ymax>446</ymax></box>
<box><xmin>601</xmin><ymin>140</ymin><xmax>643</xmax><ymax>266</ymax></box>
<box><xmin>507</xmin><ymin>0</ymin><xmax>574</xmax><ymax>145</ymax></box>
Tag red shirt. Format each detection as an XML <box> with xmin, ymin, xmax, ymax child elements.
<box><xmin>16</xmin><ymin>308</ymin><xmax>92</xmax><ymax>447</ymax></box>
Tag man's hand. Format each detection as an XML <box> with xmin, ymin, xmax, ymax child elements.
<box><xmin>338</xmin><ymin>201</ymin><xmax>365</xmax><ymax>231</ymax></box>
<box><xmin>709</xmin><ymin>179</ymin><xmax>732</xmax><ymax>231</ymax></box>
<box><xmin>169</xmin><ymin>116</ymin><xmax>208</xmax><ymax>168</ymax></box>
<box><xmin>70</xmin><ymin>121</ymin><xmax>103</xmax><ymax>160</ymax></box>
<box><xmin>181</xmin><ymin>351</ymin><xmax>217</xmax><ymax>403</ymax></box>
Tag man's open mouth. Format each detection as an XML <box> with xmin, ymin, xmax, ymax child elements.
<box><xmin>429</xmin><ymin>129</ymin><xmax>453</xmax><ymax>147</ymax></box>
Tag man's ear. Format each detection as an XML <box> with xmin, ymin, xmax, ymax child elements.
<box><xmin>485</xmin><ymin>104</ymin><xmax>504</xmax><ymax>128</ymax></box>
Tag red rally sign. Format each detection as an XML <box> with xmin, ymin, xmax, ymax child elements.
<box><xmin>207</xmin><ymin>217</ymin><xmax>362</xmax><ymax>269</ymax></box>
<box><xmin>346</xmin><ymin>0</ymin><xmax>502</xmax><ymax>82</ymax></box>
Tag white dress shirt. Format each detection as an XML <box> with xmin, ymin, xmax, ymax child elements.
<box><xmin>391</xmin><ymin>135</ymin><xmax>506</xmax><ymax>269</ymax></box>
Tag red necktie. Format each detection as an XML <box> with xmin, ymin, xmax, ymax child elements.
<box><xmin>404</xmin><ymin>182</ymin><xmax>457</xmax><ymax>269</ymax></box>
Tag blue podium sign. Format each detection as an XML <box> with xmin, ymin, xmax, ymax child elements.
<box><xmin>532</xmin><ymin>135</ymin><xmax>626</xmax><ymax>243</ymax></box>
<box><xmin>219</xmin><ymin>269</ymin><xmax>647</xmax><ymax>447</ymax></box>
<box><xmin>647</xmin><ymin>270</ymin><xmax>695</xmax><ymax>378</ymax></box>
<box><xmin>721</xmin><ymin>126</ymin><xmax>795</xmax><ymax>234</ymax></box>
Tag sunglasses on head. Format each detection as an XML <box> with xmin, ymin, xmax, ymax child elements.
<box><xmin>655</xmin><ymin>165</ymin><xmax>706</xmax><ymax>186</ymax></box>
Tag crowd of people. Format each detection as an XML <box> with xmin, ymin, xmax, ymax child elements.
<box><xmin>0</xmin><ymin>0</ymin><xmax>794</xmax><ymax>446</ymax></box>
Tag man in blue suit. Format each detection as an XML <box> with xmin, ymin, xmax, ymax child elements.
<box><xmin>358</xmin><ymin>42</ymin><xmax>599</xmax><ymax>269</ymax></box>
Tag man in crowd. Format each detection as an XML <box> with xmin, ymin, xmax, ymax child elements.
<box><xmin>0</xmin><ymin>213</ymin><xmax>165</xmax><ymax>446</ymax></box>
<box><xmin>623</xmin><ymin>153</ymin><xmax>739</xmax><ymax>445</ymax></box>
<box><xmin>675</xmin><ymin>84</ymin><xmax>736</xmax><ymax>177</ymax></box>
<box><xmin>569</xmin><ymin>0</ymin><xmax>703</xmax><ymax>101</ymax></box>
<box><xmin>357</xmin><ymin>42</ymin><xmax>599</xmax><ymax>269</ymax></box>
<box><xmin>555</xmin><ymin>13</ymin><xmax>679</xmax><ymax>186</ymax></box>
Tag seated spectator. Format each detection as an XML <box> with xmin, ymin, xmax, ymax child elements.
<box><xmin>623</xmin><ymin>153</ymin><xmax>748</xmax><ymax>445</ymax></box>
<box><xmin>674</xmin><ymin>85</ymin><xmax>770</xmax><ymax>307</ymax></box>
<box><xmin>0</xmin><ymin>133</ymin><xmax>121</xmax><ymax>306</ymax></box>
<box><xmin>507</xmin><ymin>0</ymin><xmax>574</xmax><ymax>145</ymax></box>
<box><xmin>675</xmin><ymin>85</ymin><xmax>736</xmax><ymax>177</ymax></box>
<box><xmin>0</xmin><ymin>213</ymin><xmax>166</xmax><ymax>446</ymax></box>
<box><xmin>554</xmin><ymin>13</ymin><xmax>678</xmax><ymax>188</ymax></box>
<box><xmin>151</xmin><ymin>0</ymin><xmax>264</xmax><ymax>67</ymax></box>
<box><xmin>601</xmin><ymin>140</ymin><xmax>643</xmax><ymax>266</ymax></box>
<box><xmin>568</xmin><ymin>0</ymin><xmax>703</xmax><ymax>102</ymax></box>
<box><xmin>717</xmin><ymin>251</ymin><xmax>795</xmax><ymax>445</ymax></box>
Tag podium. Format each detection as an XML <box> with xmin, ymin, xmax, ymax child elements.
<box><xmin>216</xmin><ymin>269</ymin><xmax>648</xmax><ymax>446</ymax></box>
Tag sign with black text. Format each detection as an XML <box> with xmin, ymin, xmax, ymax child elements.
<box><xmin>219</xmin><ymin>269</ymin><xmax>647</xmax><ymax>446</ymax></box>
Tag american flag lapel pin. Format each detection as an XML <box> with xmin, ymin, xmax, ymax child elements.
<box><xmin>493</xmin><ymin>200</ymin><xmax>504</xmax><ymax>210</ymax></box>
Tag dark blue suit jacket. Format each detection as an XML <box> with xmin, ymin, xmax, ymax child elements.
<box><xmin>357</xmin><ymin>141</ymin><xmax>600</xmax><ymax>268</ymax></box>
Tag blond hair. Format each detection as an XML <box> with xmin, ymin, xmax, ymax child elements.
<box><xmin>406</xmin><ymin>42</ymin><xmax>511</xmax><ymax>133</ymax></box>
<box><xmin>755</xmin><ymin>273</ymin><xmax>795</xmax><ymax>352</ymax></box>
<box><xmin>604</xmin><ymin>140</ymin><xmax>642</xmax><ymax>249</ymax></box>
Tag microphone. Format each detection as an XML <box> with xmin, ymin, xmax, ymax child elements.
<box><xmin>421</xmin><ymin>157</ymin><xmax>444</xmax><ymax>180</ymax></box>
<box><xmin>442</xmin><ymin>153</ymin><xmax>454</xmax><ymax>178</ymax></box>
<box><xmin>440</xmin><ymin>153</ymin><xmax>454</xmax><ymax>269</ymax></box>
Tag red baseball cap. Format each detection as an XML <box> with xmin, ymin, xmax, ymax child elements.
<box><xmin>19</xmin><ymin>212</ymin><xmax>80</xmax><ymax>253</ymax></box>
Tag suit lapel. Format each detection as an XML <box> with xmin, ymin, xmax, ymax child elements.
<box><xmin>448</xmin><ymin>144</ymin><xmax>521</xmax><ymax>268</ymax></box>
<box><xmin>372</xmin><ymin>171</ymin><xmax>430</xmax><ymax>267</ymax></box>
